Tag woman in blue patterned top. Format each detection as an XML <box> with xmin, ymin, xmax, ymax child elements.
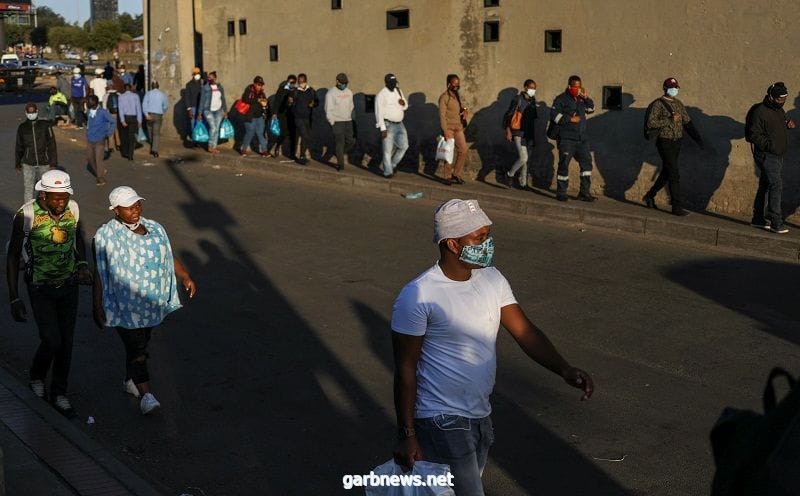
<box><xmin>92</xmin><ymin>186</ymin><xmax>197</xmax><ymax>415</ymax></box>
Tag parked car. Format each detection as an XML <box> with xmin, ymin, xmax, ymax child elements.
<box><xmin>87</xmin><ymin>52</ymin><xmax>99</xmax><ymax>62</ymax></box>
<box><xmin>1</xmin><ymin>53</ymin><xmax>20</xmax><ymax>65</ymax></box>
<box><xmin>63</xmin><ymin>51</ymin><xmax>80</xmax><ymax>60</ymax></box>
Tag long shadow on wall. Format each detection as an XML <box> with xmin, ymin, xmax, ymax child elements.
<box><xmin>403</xmin><ymin>92</ymin><xmax>440</xmax><ymax>176</ymax></box>
<box><xmin>467</xmin><ymin>88</ymin><xmax>518</xmax><ymax>182</ymax></box>
<box><xmin>782</xmin><ymin>93</ymin><xmax>800</xmax><ymax>221</ymax></box>
<box><xmin>350</xmin><ymin>300</ymin><xmax>632</xmax><ymax>496</ymax></box>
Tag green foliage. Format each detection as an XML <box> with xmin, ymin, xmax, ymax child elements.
<box><xmin>36</xmin><ymin>6</ymin><xmax>67</xmax><ymax>30</ymax></box>
<box><xmin>88</xmin><ymin>20</ymin><xmax>122</xmax><ymax>52</ymax></box>
<box><xmin>5</xmin><ymin>24</ymin><xmax>28</xmax><ymax>47</ymax></box>
<box><xmin>118</xmin><ymin>13</ymin><xmax>143</xmax><ymax>38</ymax></box>
<box><xmin>30</xmin><ymin>26</ymin><xmax>48</xmax><ymax>48</ymax></box>
<box><xmin>48</xmin><ymin>25</ymin><xmax>88</xmax><ymax>51</ymax></box>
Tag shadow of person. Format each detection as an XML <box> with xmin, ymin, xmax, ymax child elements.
<box><xmin>403</xmin><ymin>92</ymin><xmax>440</xmax><ymax>176</ymax></box>
<box><xmin>349</xmin><ymin>299</ymin><xmax>632</xmax><ymax>496</ymax></box>
<box><xmin>310</xmin><ymin>87</ymin><xmax>337</xmax><ymax>166</ymax></box>
<box><xmin>172</xmin><ymin>88</ymin><xmax>192</xmax><ymax>146</ymax></box>
<box><xmin>782</xmin><ymin>92</ymin><xmax>800</xmax><ymax>222</ymax></box>
<box><xmin>465</xmin><ymin>87</ymin><xmax>518</xmax><ymax>182</ymax></box>
<box><xmin>530</xmin><ymin>101</ymin><xmax>556</xmax><ymax>191</ymax></box>
<box><xmin>351</xmin><ymin>92</ymin><xmax>383</xmax><ymax>171</ymax></box>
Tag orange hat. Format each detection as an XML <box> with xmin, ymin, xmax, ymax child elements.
<box><xmin>191</xmin><ymin>66</ymin><xmax>201</xmax><ymax>75</ymax></box>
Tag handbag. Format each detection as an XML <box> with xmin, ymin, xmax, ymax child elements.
<box><xmin>233</xmin><ymin>98</ymin><xmax>250</xmax><ymax>115</ymax></box>
<box><xmin>503</xmin><ymin>95</ymin><xmax>523</xmax><ymax>131</ymax></box>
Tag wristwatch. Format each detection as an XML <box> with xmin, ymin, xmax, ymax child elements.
<box><xmin>398</xmin><ymin>426</ymin><xmax>416</xmax><ymax>439</ymax></box>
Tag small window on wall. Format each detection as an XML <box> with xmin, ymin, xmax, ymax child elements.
<box><xmin>227</xmin><ymin>20</ymin><xmax>235</xmax><ymax>37</ymax></box>
<box><xmin>239</xmin><ymin>19</ymin><xmax>247</xmax><ymax>35</ymax></box>
<box><xmin>484</xmin><ymin>0</ymin><xmax>500</xmax><ymax>6</ymax></box>
<box><xmin>269</xmin><ymin>45</ymin><xmax>279</xmax><ymax>62</ymax></box>
<box><xmin>602</xmin><ymin>86</ymin><xmax>623</xmax><ymax>110</ymax></box>
<box><xmin>484</xmin><ymin>21</ymin><xmax>499</xmax><ymax>42</ymax></box>
<box><xmin>332</xmin><ymin>0</ymin><xmax>342</xmax><ymax>9</ymax></box>
<box><xmin>545</xmin><ymin>30</ymin><xmax>562</xmax><ymax>52</ymax></box>
<box><xmin>386</xmin><ymin>10</ymin><xmax>410</xmax><ymax>29</ymax></box>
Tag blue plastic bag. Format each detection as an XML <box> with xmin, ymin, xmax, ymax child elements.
<box><xmin>219</xmin><ymin>118</ymin><xmax>234</xmax><ymax>140</ymax></box>
<box><xmin>192</xmin><ymin>120</ymin><xmax>209</xmax><ymax>143</ymax></box>
<box><xmin>269</xmin><ymin>117</ymin><xmax>281</xmax><ymax>136</ymax></box>
<box><xmin>137</xmin><ymin>127</ymin><xmax>148</xmax><ymax>143</ymax></box>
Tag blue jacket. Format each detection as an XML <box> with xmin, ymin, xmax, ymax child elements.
<box><xmin>86</xmin><ymin>108</ymin><xmax>116</xmax><ymax>143</ymax></box>
<box><xmin>70</xmin><ymin>75</ymin><xmax>88</xmax><ymax>98</ymax></box>
<box><xmin>199</xmin><ymin>83</ymin><xmax>228</xmax><ymax>114</ymax></box>
<box><xmin>550</xmin><ymin>91</ymin><xmax>594</xmax><ymax>142</ymax></box>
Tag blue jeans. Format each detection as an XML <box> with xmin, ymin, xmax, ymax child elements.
<box><xmin>752</xmin><ymin>150</ymin><xmax>784</xmax><ymax>228</ymax></box>
<box><xmin>415</xmin><ymin>414</ymin><xmax>494</xmax><ymax>496</ymax></box>
<box><xmin>382</xmin><ymin>121</ymin><xmax>409</xmax><ymax>176</ymax></box>
<box><xmin>556</xmin><ymin>138</ymin><xmax>593</xmax><ymax>196</ymax></box>
<box><xmin>242</xmin><ymin>118</ymin><xmax>267</xmax><ymax>153</ymax></box>
<box><xmin>203</xmin><ymin>109</ymin><xmax>224</xmax><ymax>148</ymax></box>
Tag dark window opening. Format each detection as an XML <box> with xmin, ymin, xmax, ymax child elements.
<box><xmin>227</xmin><ymin>20</ymin><xmax>235</xmax><ymax>37</ymax></box>
<box><xmin>239</xmin><ymin>19</ymin><xmax>247</xmax><ymax>35</ymax></box>
<box><xmin>484</xmin><ymin>0</ymin><xmax>500</xmax><ymax>6</ymax></box>
<box><xmin>602</xmin><ymin>86</ymin><xmax>623</xmax><ymax>110</ymax></box>
<box><xmin>332</xmin><ymin>0</ymin><xmax>342</xmax><ymax>9</ymax></box>
<box><xmin>386</xmin><ymin>10</ymin><xmax>410</xmax><ymax>30</ymax></box>
<box><xmin>484</xmin><ymin>21</ymin><xmax>499</xmax><ymax>42</ymax></box>
<box><xmin>545</xmin><ymin>30</ymin><xmax>562</xmax><ymax>52</ymax></box>
<box><xmin>269</xmin><ymin>45</ymin><xmax>279</xmax><ymax>62</ymax></box>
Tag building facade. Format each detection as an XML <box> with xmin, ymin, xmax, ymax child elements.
<box><xmin>90</xmin><ymin>0</ymin><xmax>118</xmax><ymax>25</ymax></box>
<box><xmin>147</xmin><ymin>0</ymin><xmax>800</xmax><ymax>217</ymax></box>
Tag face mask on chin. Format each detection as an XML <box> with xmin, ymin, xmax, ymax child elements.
<box><xmin>458</xmin><ymin>236</ymin><xmax>495</xmax><ymax>268</ymax></box>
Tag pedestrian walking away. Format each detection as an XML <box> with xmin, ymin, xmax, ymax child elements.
<box><xmin>5</xmin><ymin>170</ymin><xmax>93</xmax><ymax>418</ymax></box>
<box><xmin>375</xmin><ymin>73</ymin><xmax>409</xmax><ymax>178</ymax></box>
<box><xmin>103</xmin><ymin>82</ymin><xmax>121</xmax><ymax>159</ymax></box>
<box><xmin>325</xmin><ymin>73</ymin><xmax>355</xmax><ymax>171</ymax></box>
<box><xmin>117</xmin><ymin>84</ymin><xmax>143</xmax><ymax>161</ymax></box>
<box><xmin>642</xmin><ymin>77</ymin><xmax>704</xmax><ymax>216</ymax></box>
<box><xmin>85</xmin><ymin>95</ymin><xmax>117</xmax><ymax>185</ymax></box>
<box><xmin>291</xmin><ymin>73</ymin><xmax>318</xmax><ymax>165</ymax></box>
<box><xmin>15</xmin><ymin>103</ymin><xmax>58</xmax><ymax>202</ymax></box>
<box><xmin>93</xmin><ymin>187</ymin><xmax>197</xmax><ymax>415</ymax></box>
<box><xmin>549</xmin><ymin>75</ymin><xmax>597</xmax><ymax>202</ymax></box>
<box><xmin>69</xmin><ymin>67</ymin><xmax>89</xmax><ymax>128</ymax></box>
<box><xmin>184</xmin><ymin>67</ymin><xmax>203</xmax><ymax>146</ymax></box>
<box><xmin>502</xmin><ymin>79</ymin><xmax>539</xmax><ymax>189</ymax></box>
<box><xmin>239</xmin><ymin>75</ymin><xmax>270</xmax><ymax>157</ymax></box>
<box><xmin>142</xmin><ymin>81</ymin><xmax>169</xmax><ymax>158</ymax></box>
<box><xmin>391</xmin><ymin>198</ymin><xmax>594</xmax><ymax>496</ymax></box>
<box><xmin>438</xmin><ymin>74</ymin><xmax>470</xmax><ymax>185</ymax></box>
<box><xmin>745</xmin><ymin>81</ymin><xmax>797</xmax><ymax>234</ymax></box>
<box><xmin>199</xmin><ymin>71</ymin><xmax>228</xmax><ymax>154</ymax></box>
<box><xmin>119</xmin><ymin>65</ymin><xmax>134</xmax><ymax>87</ymax></box>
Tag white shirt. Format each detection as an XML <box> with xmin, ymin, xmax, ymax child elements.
<box><xmin>375</xmin><ymin>86</ymin><xmax>408</xmax><ymax>131</ymax></box>
<box><xmin>210</xmin><ymin>84</ymin><xmax>222</xmax><ymax>112</ymax></box>
<box><xmin>391</xmin><ymin>263</ymin><xmax>517</xmax><ymax>419</ymax></box>
<box><xmin>90</xmin><ymin>76</ymin><xmax>107</xmax><ymax>104</ymax></box>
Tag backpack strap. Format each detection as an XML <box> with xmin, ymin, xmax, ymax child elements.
<box><xmin>21</xmin><ymin>200</ymin><xmax>36</xmax><ymax>234</ymax></box>
<box><xmin>68</xmin><ymin>199</ymin><xmax>79</xmax><ymax>224</ymax></box>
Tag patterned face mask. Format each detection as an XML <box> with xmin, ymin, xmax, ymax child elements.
<box><xmin>458</xmin><ymin>236</ymin><xmax>494</xmax><ymax>268</ymax></box>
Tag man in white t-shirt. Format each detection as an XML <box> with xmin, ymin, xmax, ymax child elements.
<box><xmin>90</xmin><ymin>68</ymin><xmax>107</xmax><ymax>106</ymax></box>
<box><xmin>391</xmin><ymin>199</ymin><xmax>594</xmax><ymax>496</ymax></box>
<box><xmin>375</xmin><ymin>73</ymin><xmax>409</xmax><ymax>178</ymax></box>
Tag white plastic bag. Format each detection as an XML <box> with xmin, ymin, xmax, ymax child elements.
<box><xmin>363</xmin><ymin>459</ymin><xmax>455</xmax><ymax>496</ymax></box>
<box><xmin>435</xmin><ymin>137</ymin><xmax>455</xmax><ymax>164</ymax></box>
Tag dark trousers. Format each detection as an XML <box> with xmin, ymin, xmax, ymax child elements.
<box><xmin>116</xmin><ymin>327</ymin><xmax>153</xmax><ymax>384</ymax></box>
<box><xmin>28</xmin><ymin>282</ymin><xmax>79</xmax><ymax>396</ymax></box>
<box><xmin>295</xmin><ymin>117</ymin><xmax>312</xmax><ymax>158</ymax></box>
<box><xmin>556</xmin><ymin>138</ymin><xmax>593</xmax><ymax>196</ymax></box>
<box><xmin>752</xmin><ymin>150</ymin><xmax>785</xmax><ymax>227</ymax></box>
<box><xmin>332</xmin><ymin>121</ymin><xmax>355</xmax><ymax>167</ymax></box>
<box><xmin>647</xmin><ymin>138</ymin><xmax>683</xmax><ymax>210</ymax></box>
<box><xmin>119</xmin><ymin>116</ymin><xmax>139</xmax><ymax>159</ymax></box>
<box><xmin>70</xmin><ymin>97</ymin><xmax>86</xmax><ymax>127</ymax></box>
<box><xmin>269</xmin><ymin>113</ymin><xmax>290</xmax><ymax>155</ymax></box>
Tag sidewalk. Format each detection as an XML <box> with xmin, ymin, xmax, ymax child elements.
<box><xmin>0</xmin><ymin>366</ymin><xmax>164</xmax><ymax>496</ymax></box>
<box><xmin>56</xmin><ymin>127</ymin><xmax>800</xmax><ymax>263</ymax></box>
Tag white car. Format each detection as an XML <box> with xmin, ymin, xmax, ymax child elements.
<box><xmin>63</xmin><ymin>51</ymin><xmax>80</xmax><ymax>60</ymax></box>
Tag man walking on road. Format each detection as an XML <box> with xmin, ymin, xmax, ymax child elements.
<box><xmin>86</xmin><ymin>95</ymin><xmax>116</xmax><ymax>186</ymax></box>
<box><xmin>5</xmin><ymin>170</ymin><xmax>93</xmax><ymax>418</ymax></box>
<box><xmin>15</xmin><ymin>103</ymin><xmax>58</xmax><ymax>202</ymax></box>
<box><xmin>325</xmin><ymin>73</ymin><xmax>355</xmax><ymax>171</ymax></box>
<box><xmin>745</xmin><ymin>82</ymin><xmax>796</xmax><ymax>234</ymax></box>
<box><xmin>142</xmin><ymin>81</ymin><xmax>169</xmax><ymax>158</ymax></box>
<box><xmin>392</xmin><ymin>198</ymin><xmax>594</xmax><ymax>496</ymax></box>
<box><xmin>118</xmin><ymin>84</ymin><xmax>142</xmax><ymax>161</ymax></box>
<box><xmin>549</xmin><ymin>75</ymin><xmax>597</xmax><ymax>202</ymax></box>
<box><xmin>375</xmin><ymin>73</ymin><xmax>409</xmax><ymax>178</ymax></box>
<box><xmin>438</xmin><ymin>74</ymin><xmax>470</xmax><ymax>185</ymax></box>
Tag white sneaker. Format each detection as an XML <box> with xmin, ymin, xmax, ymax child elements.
<box><xmin>123</xmin><ymin>379</ymin><xmax>140</xmax><ymax>398</ymax></box>
<box><xmin>52</xmin><ymin>395</ymin><xmax>75</xmax><ymax>417</ymax></box>
<box><xmin>29</xmin><ymin>380</ymin><xmax>45</xmax><ymax>398</ymax></box>
<box><xmin>140</xmin><ymin>393</ymin><xmax>161</xmax><ymax>415</ymax></box>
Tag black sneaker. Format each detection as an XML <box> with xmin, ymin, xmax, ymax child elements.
<box><xmin>750</xmin><ymin>220</ymin><xmax>770</xmax><ymax>230</ymax></box>
<box><xmin>769</xmin><ymin>225</ymin><xmax>789</xmax><ymax>234</ymax></box>
<box><xmin>556</xmin><ymin>194</ymin><xmax>568</xmax><ymax>202</ymax></box>
<box><xmin>295</xmin><ymin>158</ymin><xmax>308</xmax><ymax>166</ymax></box>
<box><xmin>577</xmin><ymin>193</ymin><xmax>597</xmax><ymax>202</ymax></box>
<box><xmin>499</xmin><ymin>174</ymin><xmax>513</xmax><ymax>188</ymax></box>
<box><xmin>29</xmin><ymin>380</ymin><xmax>45</xmax><ymax>398</ymax></box>
<box><xmin>643</xmin><ymin>195</ymin><xmax>656</xmax><ymax>209</ymax></box>
<box><xmin>672</xmin><ymin>208</ymin><xmax>690</xmax><ymax>217</ymax></box>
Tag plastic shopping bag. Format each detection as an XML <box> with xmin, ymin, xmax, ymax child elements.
<box><xmin>137</xmin><ymin>127</ymin><xmax>148</xmax><ymax>143</ymax></box>
<box><xmin>363</xmin><ymin>459</ymin><xmax>455</xmax><ymax>496</ymax></box>
<box><xmin>435</xmin><ymin>137</ymin><xmax>455</xmax><ymax>164</ymax></box>
<box><xmin>269</xmin><ymin>117</ymin><xmax>281</xmax><ymax>136</ymax></box>
<box><xmin>192</xmin><ymin>120</ymin><xmax>209</xmax><ymax>143</ymax></box>
<box><xmin>219</xmin><ymin>118</ymin><xmax>234</xmax><ymax>140</ymax></box>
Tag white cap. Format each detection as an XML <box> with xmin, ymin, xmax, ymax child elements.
<box><xmin>35</xmin><ymin>170</ymin><xmax>73</xmax><ymax>194</ymax></box>
<box><xmin>72</xmin><ymin>67</ymin><xmax>80</xmax><ymax>74</ymax></box>
<box><xmin>108</xmin><ymin>186</ymin><xmax>145</xmax><ymax>210</ymax></box>
<box><xmin>94</xmin><ymin>68</ymin><xmax>103</xmax><ymax>75</ymax></box>
<box><xmin>433</xmin><ymin>199</ymin><xmax>492</xmax><ymax>244</ymax></box>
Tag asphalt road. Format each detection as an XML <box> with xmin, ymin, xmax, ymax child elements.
<box><xmin>0</xmin><ymin>98</ymin><xmax>798</xmax><ymax>496</ymax></box>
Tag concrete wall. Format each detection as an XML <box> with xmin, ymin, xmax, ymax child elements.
<box><xmin>149</xmin><ymin>0</ymin><xmax>800</xmax><ymax>218</ymax></box>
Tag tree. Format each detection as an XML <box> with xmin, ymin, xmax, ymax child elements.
<box><xmin>88</xmin><ymin>20</ymin><xmax>122</xmax><ymax>52</ymax></box>
<box><xmin>30</xmin><ymin>26</ymin><xmax>47</xmax><ymax>48</ymax></box>
<box><xmin>118</xmin><ymin>13</ymin><xmax>143</xmax><ymax>38</ymax></box>
<box><xmin>48</xmin><ymin>26</ymin><xmax>88</xmax><ymax>52</ymax></box>
<box><xmin>4</xmin><ymin>24</ymin><xmax>28</xmax><ymax>47</ymax></box>
<box><xmin>35</xmin><ymin>6</ymin><xmax>67</xmax><ymax>30</ymax></box>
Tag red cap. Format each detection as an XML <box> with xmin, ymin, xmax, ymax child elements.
<box><xmin>663</xmin><ymin>77</ymin><xmax>680</xmax><ymax>89</ymax></box>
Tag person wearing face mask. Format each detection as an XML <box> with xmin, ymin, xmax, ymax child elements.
<box><xmin>199</xmin><ymin>71</ymin><xmax>228</xmax><ymax>154</ymax></box>
<box><xmin>183</xmin><ymin>67</ymin><xmax>203</xmax><ymax>147</ymax></box>
<box><xmin>118</xmin><ymin>65</ymin><xmax>134</xmax><ymax>87</ymax></box>
<box><xmin>69</xmin><ymin>67</ymin><xmax>89</xmax><ymax>129</ymax></box>
<box><xmin>391</xmin><ymin>198</ymin><xmax>594</xmax><ymax>496</ymax></box>
<box><xmin>15</xmin><ymin>103</ymin><xmax>58</xmax><ymax>202</ymax></box>
<box><xmin>549</xmin><ymin>75</ymin><xmax>596</xmax><ymax>202</ymax></box>
<box><xmin>291</xmin><ymin>73</ymin><xmax>318</xmax><ymax>165</ymax></box>
<box><xmin>85</xmin><ymin>95</ymin><xmax>116</xmax><ymax>185</ymax></box>
<box><xmin>325</xmin><ymin>73</ymin><xmax>355</xmax><ymax>171</ymax></box>
<box><xmin>268</xmin><ymin>74</ymin><xmax>297</xmax><ymax>158</ymax></box>
<box><xmin>502</xmin><ymin>79</ymin><xmax>539</xmax><ymax>189</ymax></box>
<box><xmin>438</xmin><ymin>74</ymin><xmax>470</xmax><ymax>185</ymax></box>
<box><xmin>375</xmin><ymin>73</ymin><xmax>409</xmax><ymax>179</ymax></box>
<box><xmin>745</xmin><ymin>82</ymin><xmax>797</xmax><ymax>234</ymax></box>
<box><xmin>642</xmin><ymin>77</ymin><xmax>704</xmax><ymax>217</ymax></box>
